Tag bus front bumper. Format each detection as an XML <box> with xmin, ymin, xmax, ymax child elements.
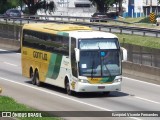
<box><xmin>74</xmin><ymin>82</ymin><xmax>121</xmax><ymax>92</ymax></box>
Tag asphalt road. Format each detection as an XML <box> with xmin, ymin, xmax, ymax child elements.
<box><xmin>0</xmin><ymin>49</ymin><xmax>160</xmax><ymax>120</ymax></box>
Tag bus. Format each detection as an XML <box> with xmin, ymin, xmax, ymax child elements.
<box><xmin>21</xmin><ymin>23</ymin><xmax>127</xmax><ymax>95</ymax></box>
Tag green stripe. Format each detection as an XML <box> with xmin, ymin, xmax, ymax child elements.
<box><xmin>47</xmin><ymin>54</ymin><xmax>62</xmax><ymax>79</ymax></box>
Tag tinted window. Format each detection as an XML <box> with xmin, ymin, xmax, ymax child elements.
<box><xmin>23</xmin><ymin>30</ymin><xmax>69</xmax><ymax>56</ymax></box>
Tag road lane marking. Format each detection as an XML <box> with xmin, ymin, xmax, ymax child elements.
<box><xmin>0</xmin><ymin>77</ymin><xmax>111</xmax><ymax>111</ymax></box>
<box><xmin>0</xmin><ymin>76</ymin><xmax>141</xmax><ymax>120</ymax></box>
<box><xmin>0</xmin><ymin>49</ymin><xmax>20</xmax><ymax>55</ymax></box>
<box><xmin>123</xmin><ymin>77</ymin><xmax>160</xmax><ymax>87</ymax></box>
<box><xmin>0</xmin><ymin>49</ymin><xmax>7</xmax><ymax>51</ymax></box>
<box><xmin>135</xmin><ymin>96</ymin><xmax>160</xmax><ymax>105</ymax></box>
<box><xmin>3</xmin><ymin>62</ymin><xmax>18</xmax><ymax>67</ymax></box>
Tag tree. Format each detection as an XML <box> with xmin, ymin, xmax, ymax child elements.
<box><xmin>90</xmin><ymin>0</ymin><xmax>123</xmax><ymax>15</ymax></box>
<box><xmin>90</xmin><ymin>0</ymin><xmax>116</xmax><ymax>13</ymax></box>
<box><xmin>23</xmin><ymin>0</ymin><xmax>55</xmax><ymax>15</ymax></box>
<box><xmin>0</xmin><ymin>0</ymin><xmax>21</xmax><ymax>14</ymax></box>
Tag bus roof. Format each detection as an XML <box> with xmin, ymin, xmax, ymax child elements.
<box><xmin>23</xmin><ymin>23</ymin><xmax>92</xmax><ymax>31</ymax></box>
<box><xmin>23</xmin><ymin>23</ymin><xmax>117</xmax><ymax>39</ymax></box>
<box><xmin>67</xmin><ymin>30</ymin><xmax>118</xmax><ymax>39</ymax></box>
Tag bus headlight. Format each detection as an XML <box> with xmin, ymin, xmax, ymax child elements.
<box><xmin>79</xmin><ymin>79</ymin><xmax>89</xmax><ymax>83</ymax></box>
<box><xmin>114</xmin><ymin>78</ymin><xmax>122</xmax><ymax>83</ymax></box>
<box><xmin>78</xmin><ymin>76</ymin><xmax>89</xmax><ymax>83</ymax></box>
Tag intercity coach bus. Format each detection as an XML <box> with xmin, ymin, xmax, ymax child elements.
<box><xmin>21</xmin><ymin>23</ymin><xmax>127</xmax><ymax>95</ymax></box>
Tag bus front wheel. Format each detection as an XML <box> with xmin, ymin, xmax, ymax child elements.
<box><xmin>103</xmin><ymin>91</ymin><xmax>110</xmax><ymax>96</ymax></box>
<box><xmin>65</xmin><ymin>81</ymin><xmax>73</xmax><ymax>95</ymax></box>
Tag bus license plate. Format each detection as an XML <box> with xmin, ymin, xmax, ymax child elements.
<box><xmin>98</xmin><ymin>86</ymin><xmax>105</xmax><ymax>89</ymax></box>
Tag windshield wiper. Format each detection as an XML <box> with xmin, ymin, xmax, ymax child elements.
<box><xmin>102</xmin><ymin>57</ymin><xmax>112</xmax><ymax>79</ymax></box>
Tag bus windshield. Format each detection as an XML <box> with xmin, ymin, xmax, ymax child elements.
<box><xmin>78</xmin><ymin>38</ymin><xmax>121</xmax><ymax>77</ymax></box>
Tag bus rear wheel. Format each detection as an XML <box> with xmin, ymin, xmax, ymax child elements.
<box><xmin>35</xmin><ymin>71</ymin><xmax>42</xmax><ymax>86</ymax></box>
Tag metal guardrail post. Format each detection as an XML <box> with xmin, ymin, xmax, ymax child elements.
<box><xmin>99</xmin><ymin>27</ymin><xmax>101</xmax><ymax>31</ymax></box>
<box><xmin>20</xmin><ymin>20</ymin><xmax>22</xmax><ymax>25</ymax></box>
<box><xmin>131</xmin><ymin>31</ymin><xmax>134</xmax><ymax>35</ymax></box>
<box><xmin>143</xmin><ymin>32</ymin><xmax>145</xmax><ymax>37</ymax></box>
<box><xmin>156</xmin><ymin>33</ymin><xmax>158</xmax><ymax>37</ymax></box>
<box><xmin>14</xmin><ymin>25</ymin><xmax>16</xmax><ymax>39</ymax></box>
<box><xmin>83</xmin><ymin>18</ymin><xmax>85</xmax><ymax>22</ymax></box>
<box><xmin>120</xmin><ymin>29</ymin><xmax>122</xmax><ymax>34</ymax></box>
<box><xmin>140</xmin><ymin>46</ymin><xmax>142</xmax><ymax>64</ymax></box>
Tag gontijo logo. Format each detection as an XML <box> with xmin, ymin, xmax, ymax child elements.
<box><xmin>33</xmin><ymin>51</ymin><xmax>47</xmax><ymax>61</ymax></box>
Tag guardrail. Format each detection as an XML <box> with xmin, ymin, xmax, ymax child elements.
<box><xmin>0</xmin><ymin>15</ymin><xmax>160</xmax><ymax>38</ymax></box>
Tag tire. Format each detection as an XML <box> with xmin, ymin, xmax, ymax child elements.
<box><xmin>31</xmin><ymin>71</ymin><xmax>36</xmax><ymax>85</ymax></box>
<box><xmin>35</xmin><ymin>71</ymin><xmax>42</xmax><ymax>86</ymax></box>
<box><xmin>65</xmin><ymin>81</ymin><xmax>73</xmax><ymax>95</ymax></box>
<box><xmin>102</xmin><ymin>91</ymin><xmax>110</xmax><ymax>96</ymax></box>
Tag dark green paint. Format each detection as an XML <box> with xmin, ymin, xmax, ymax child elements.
<box><xmin>47</xmin><ymin>53</ymin><xmax>62</xmax><ymax>79</ymax></box>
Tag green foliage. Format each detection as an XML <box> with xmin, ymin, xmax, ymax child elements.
<box><xmin>137</xmin><ymin>16</ymin><xmax>157</xmax><ymax>24</ymax></box>
<box><xmin>0</xmin><ymin>0</ymin><xmax>21</xmax><ymax>14</ymax></box>
<box><xmin>138</xmin><ymin>17</ymin><xmax>151</xmax><ymax>23</ymax></box>
<box><xmin>0</xmin><ymin>96</ymin><xmax>33</xmax><ymax>111</ymax></box>
<box><xmin>22</xmin><ymin>0</ymin><xmax>55</xmax><ymax>15</ymax></box>
<box><xmin>90</xmin><ymin>0</ymin><xmax>117</xmax><ymax>12</ymax></box>
<box><xmin>0</xmin><ymin>96</ymin><xmax>60</xmax><ymax>120</ymax></box>
<box><xmin>116</xmin><ymin>33</ymin><xmax>160</xmax><ymax>49</ymax></box>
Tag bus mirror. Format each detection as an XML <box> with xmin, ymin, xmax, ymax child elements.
<box><xmin>121</xmin><ymin>47</ymin><xmax>127</xmax><ymax>62</ymax></box>
<box><xmin>74</xmin><ymin>48</ymin><xmax>80</xmax><ymax>62</ymax></box>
